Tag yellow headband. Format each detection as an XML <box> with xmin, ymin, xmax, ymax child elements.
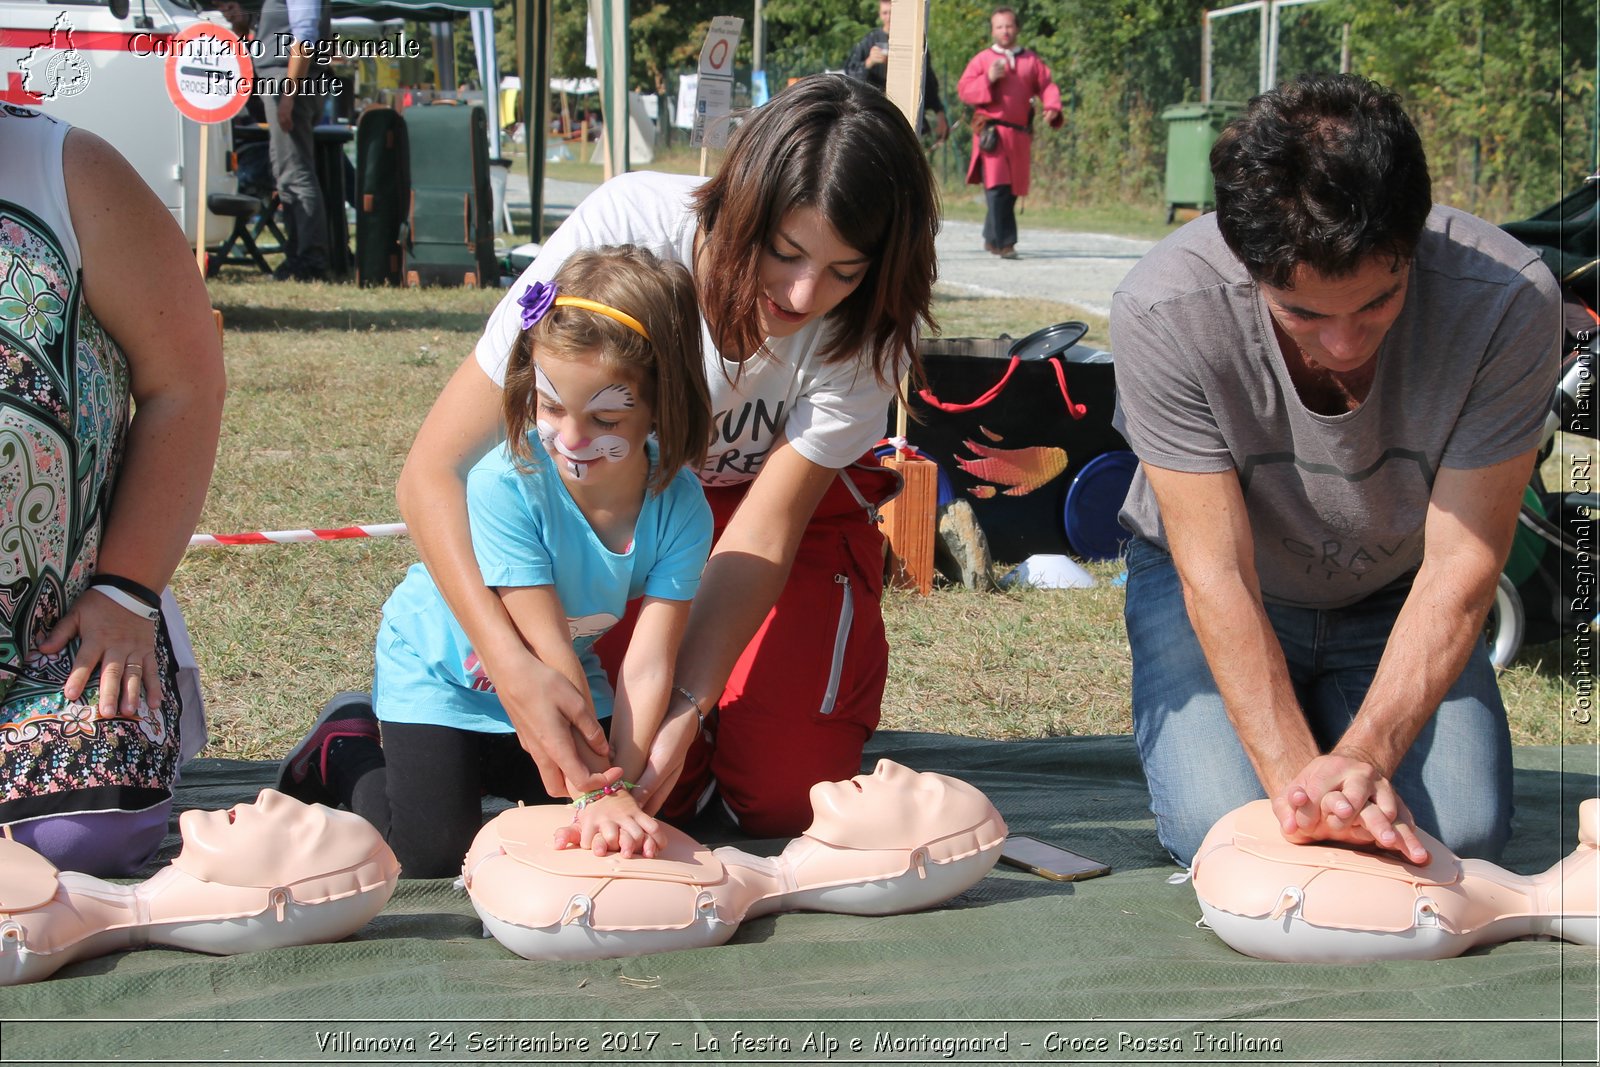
<box><xmin>553</xmin><ymin>295</ymin><xmax>651</xmax><ymax>341</ymax></box>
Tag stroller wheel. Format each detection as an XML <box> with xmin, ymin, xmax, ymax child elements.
<box><xmin>1485</xmin><ymin>572</ymin><xmax>1526</xmax><ymax>671</ymax></box>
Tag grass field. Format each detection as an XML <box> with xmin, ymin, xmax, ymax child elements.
<box><xmin>189</xmin><ymin>261</ymin><xmax>1583</xmax><ymax>764</ymax></box>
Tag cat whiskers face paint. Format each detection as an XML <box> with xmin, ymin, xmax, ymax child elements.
<box><xmin>533</xmin><ymin>361</ymin><xmax>640</xmax><ymax>481</ymax></box>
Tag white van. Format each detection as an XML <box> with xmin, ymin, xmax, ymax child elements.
<box><xmin>0</xmin><ymin>0</ymin><xmax>237</xmax><ymax>245</ymax></box>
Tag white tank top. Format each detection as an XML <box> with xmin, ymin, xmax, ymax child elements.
<box><xmin>0</xmin><ymin>106</ymin><xmax>79</xmax><ymax>272</ymax></box>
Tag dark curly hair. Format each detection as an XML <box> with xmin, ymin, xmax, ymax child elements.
<box><xmin>1211</xmin><ymin>73</ymin><xmax>1432</xmax><ymax>288</ymax></box>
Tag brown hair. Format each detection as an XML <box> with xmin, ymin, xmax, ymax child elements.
<box><xmin>503</xmin><ymin>246</ymin><xmax>711</xmax><ymax>494</ymax></box>
<box><xmin>691</xmin><ymin>73</ymin><xmax>939</xmax><ymax>393</ymax></box>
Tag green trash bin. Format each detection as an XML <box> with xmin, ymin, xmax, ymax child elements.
<box><xmin>1160</xmin><ymin>101</ymin><xmax>1245</xmax><ymax>223</ymax></box>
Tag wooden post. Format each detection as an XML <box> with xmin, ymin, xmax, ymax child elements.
<box><xmin>194</xmin><ymin>121</ymin><xmax>210</xmax><ymax>276</ymax></box>
<box><xmin>879</xmin><ymin>453</ymin><xmax>939</xmax><ymax>595</ymax></box>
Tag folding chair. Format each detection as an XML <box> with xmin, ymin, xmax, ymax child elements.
<box><xmin>206</xmin><ymin>192</ymin><xmax>274</xmax><ymax>276</ymax></box>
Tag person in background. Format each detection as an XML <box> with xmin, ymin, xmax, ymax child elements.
<box><xmin>845</xmin><ymin>0</ymin><xmax>949</xmax><ymax>146</ymax></box>
<box><xmin>956</xmin><ymin>6</ymin><xmax>1062</xmax><ymax>260</ymax></box>
<box><xmin>212</xmin><ymin>1</ymin><xmax>272</xmax><ymax>196</ymax></box>
<box><xmin>255</xmin><ymin>0</ymin><xmax>331</xmax><ymax>282</ymax></box>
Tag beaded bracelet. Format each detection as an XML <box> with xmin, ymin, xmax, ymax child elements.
<box><xmin>571</xmin><ymin>779</ymin><xmax>637</xmax><ymax>817</ymax></box>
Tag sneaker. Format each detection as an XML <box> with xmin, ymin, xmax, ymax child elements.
<box><xmin>275</xmin><ymin>691</ymin><xmax>379</xmax><ymax>806</ymax></box>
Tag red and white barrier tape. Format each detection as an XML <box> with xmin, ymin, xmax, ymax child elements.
<box><xmin>187</xmin><ymin>523</ymin><xmax>409</xmax><ymax>549</ymax></box>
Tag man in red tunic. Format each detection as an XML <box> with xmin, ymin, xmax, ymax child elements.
<box><xmin>957</xmin><ymin>7</ymin><xmax>1063</xmax><ymax>259</ymax></box>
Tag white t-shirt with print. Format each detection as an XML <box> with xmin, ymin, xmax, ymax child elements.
<box><xmin>475</xmin><ymin>171</ymin><xmax>893</xmax><ymax>486</ymax></box>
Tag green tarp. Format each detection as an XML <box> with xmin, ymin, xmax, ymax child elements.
<box><xmin>2</xmin><ymin>734</ymin><xmax>1596</xmax><ymax>1066</ymax></box>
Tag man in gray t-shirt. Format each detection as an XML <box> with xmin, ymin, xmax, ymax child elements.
<box><xmin>1111</xmin><ymin>74</ymin><xmax>1561</xmax><ymax>867</ymax></box>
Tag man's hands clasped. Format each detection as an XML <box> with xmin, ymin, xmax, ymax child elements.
<box><xmin>1272</xmin><ymin>748</ymin><xmax>1431</xmax><ymax>865</ymax></box>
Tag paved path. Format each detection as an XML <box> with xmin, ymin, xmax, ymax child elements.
<box><xmin>508</xmin><ymin>173</ymin><xmax>1156</xmax><ymax>318</ymax></box>
<box><xmin>933</xmin><ymin>218</ymin><xmax>1154</xmax><ymax>317</ymax></box>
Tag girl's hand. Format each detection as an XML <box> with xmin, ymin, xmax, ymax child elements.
<box><xmin>553</xmin><ymin>791</ymin><xmax>666</xmax><ymax>859</ymax></box>
<box><xmin>38</xmin><ymin>589</ymin><xmax>162</xmax><ymax>715</ymax></box>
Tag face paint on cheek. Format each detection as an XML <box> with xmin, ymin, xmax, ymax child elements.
<box><xmin>588</xmin><ymin>435</ymin><xmax>631</xmax><ymax>464</ymax></box>
<box><xmin>534</xmin><ymin>417</ymin><xmax>581</xmax><ymax>477</ymax></box>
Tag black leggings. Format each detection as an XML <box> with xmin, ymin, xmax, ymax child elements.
<box><xmin>335</xmin><ymin>720</ymin><xmax>560</xmax><ymax>878</ymax></box>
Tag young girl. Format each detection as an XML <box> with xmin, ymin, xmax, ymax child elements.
<box><xmin>278</xmin><ymin>246</ymin><xmax>713</xmax><ymax>875</ymax></box>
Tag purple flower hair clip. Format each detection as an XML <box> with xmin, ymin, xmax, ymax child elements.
<box><xmin>518</xmin><ymin>281</ymin><xmax>558</xmax><ymax>330</ymax></box>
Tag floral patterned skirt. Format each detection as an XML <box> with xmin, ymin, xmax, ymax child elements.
<box><xmin>0</xmin><ymin>615</ymin><xmax>184</xmax><ymax>826</ymax></box>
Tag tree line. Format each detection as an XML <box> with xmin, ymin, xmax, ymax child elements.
<box><xmin>495</xmin><ymin>0</ymin><xmax>1596</xmax><ymax>222</ymax></box>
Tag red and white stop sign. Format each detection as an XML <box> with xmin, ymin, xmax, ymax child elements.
<box><xmin>163</xmin><ymin>23</ymin><xmax>253</xmax><ymax>124</ymax></box>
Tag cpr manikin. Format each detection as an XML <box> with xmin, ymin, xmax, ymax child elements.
<box><xmin>0</xmin><ymin>790</ymin><xmax>400</xmax><ymax>985</ymax></box>
<box><xmin>463</xmin><ymin>760</ymin><xmax>1008</xmax><ymax>961</ymax></box>
<box><xmin>1191</xmin><ymin>799</ymin><xmax>1599</xmax><ymax>962</ymax></box>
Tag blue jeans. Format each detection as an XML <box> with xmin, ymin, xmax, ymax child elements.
<box><xmin>1124</xmin><ymin>537</ymin><xmax>1513</xmax><ymax>867</ymax></box>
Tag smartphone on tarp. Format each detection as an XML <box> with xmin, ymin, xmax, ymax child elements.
<box><xmin>999</xmin><ymin>835</ymin><xmax>1111</xmax><ymax>882</ymax></box>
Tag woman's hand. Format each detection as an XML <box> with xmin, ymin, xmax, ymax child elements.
<box><xmin>631</xmin><ymin>695</ymin><xmax>701</xmax><ymax>816</ymax></box>
<box><xmin>491</xmin><ymin>645</ymin><xmax>620</xmax><ymax>797</ymax></box>
<box><xmin>38</xmin><ymin>590</ymin><xmax>161</xmax><ymax>714</ymax></box>
<box><xmin>553</xmin><ymin>790</ymin><xmax>665</xmax><ymax>858</ymax></box>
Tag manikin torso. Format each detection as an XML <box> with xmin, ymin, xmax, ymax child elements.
<box><xmin>0</xmin><ymin>790</ymin><xmax>400</xmax><ymax>985</ymax></box>
<box><xmin>1191</xmin><ymin>799</ymin><xmax>1599</xmax><ymax>962</ymax></box>
<box><xmin>463</xmin><ymin>760</ymin><xmax>1010</xmax><ymax>961</ymax></box>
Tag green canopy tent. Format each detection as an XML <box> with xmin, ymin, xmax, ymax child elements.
<box><xmin>327</xmin><ymin>0</ymin><xmax>632</xmax><ymax>239</ymax></box>
<box><xmin>330</xmin><ymin>0</ymin><xmax>548</xmax><ymax>233</ymax></box>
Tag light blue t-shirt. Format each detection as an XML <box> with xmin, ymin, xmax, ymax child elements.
<box><xmin>373</xmin><ymin>441</ymin><xmax>713</xmax><ymax>732</ymax></box>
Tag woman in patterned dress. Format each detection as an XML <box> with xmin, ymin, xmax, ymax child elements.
<box><xmin>0</xmin><ymin>107</ymin><xmax>225</xmax><ymax>876</ymax></box>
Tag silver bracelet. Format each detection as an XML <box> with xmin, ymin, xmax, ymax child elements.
<box><xmin>672</xmin><ymin>685</ymin><xmax>709</xmax><ymax>723</ymax></box>
<box><xmin>89</xmin><ymin>583</ymin><xmax>161</xmax><ymax>622</ymax></box>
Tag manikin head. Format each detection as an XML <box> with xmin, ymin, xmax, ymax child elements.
<box><xmin>1</xmin><ymin>791</ymin><xmax>400</xmax><ymax>986</ymax></box>
<box><xmin>806</xmin><ymin>759</ymin><xmax>1002</xmax><ymax>856</ymax></box>
<box><xmin>174</xmin><ymin>788</ymin><xmax>386</xmax><ymax>888</ymax></box>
